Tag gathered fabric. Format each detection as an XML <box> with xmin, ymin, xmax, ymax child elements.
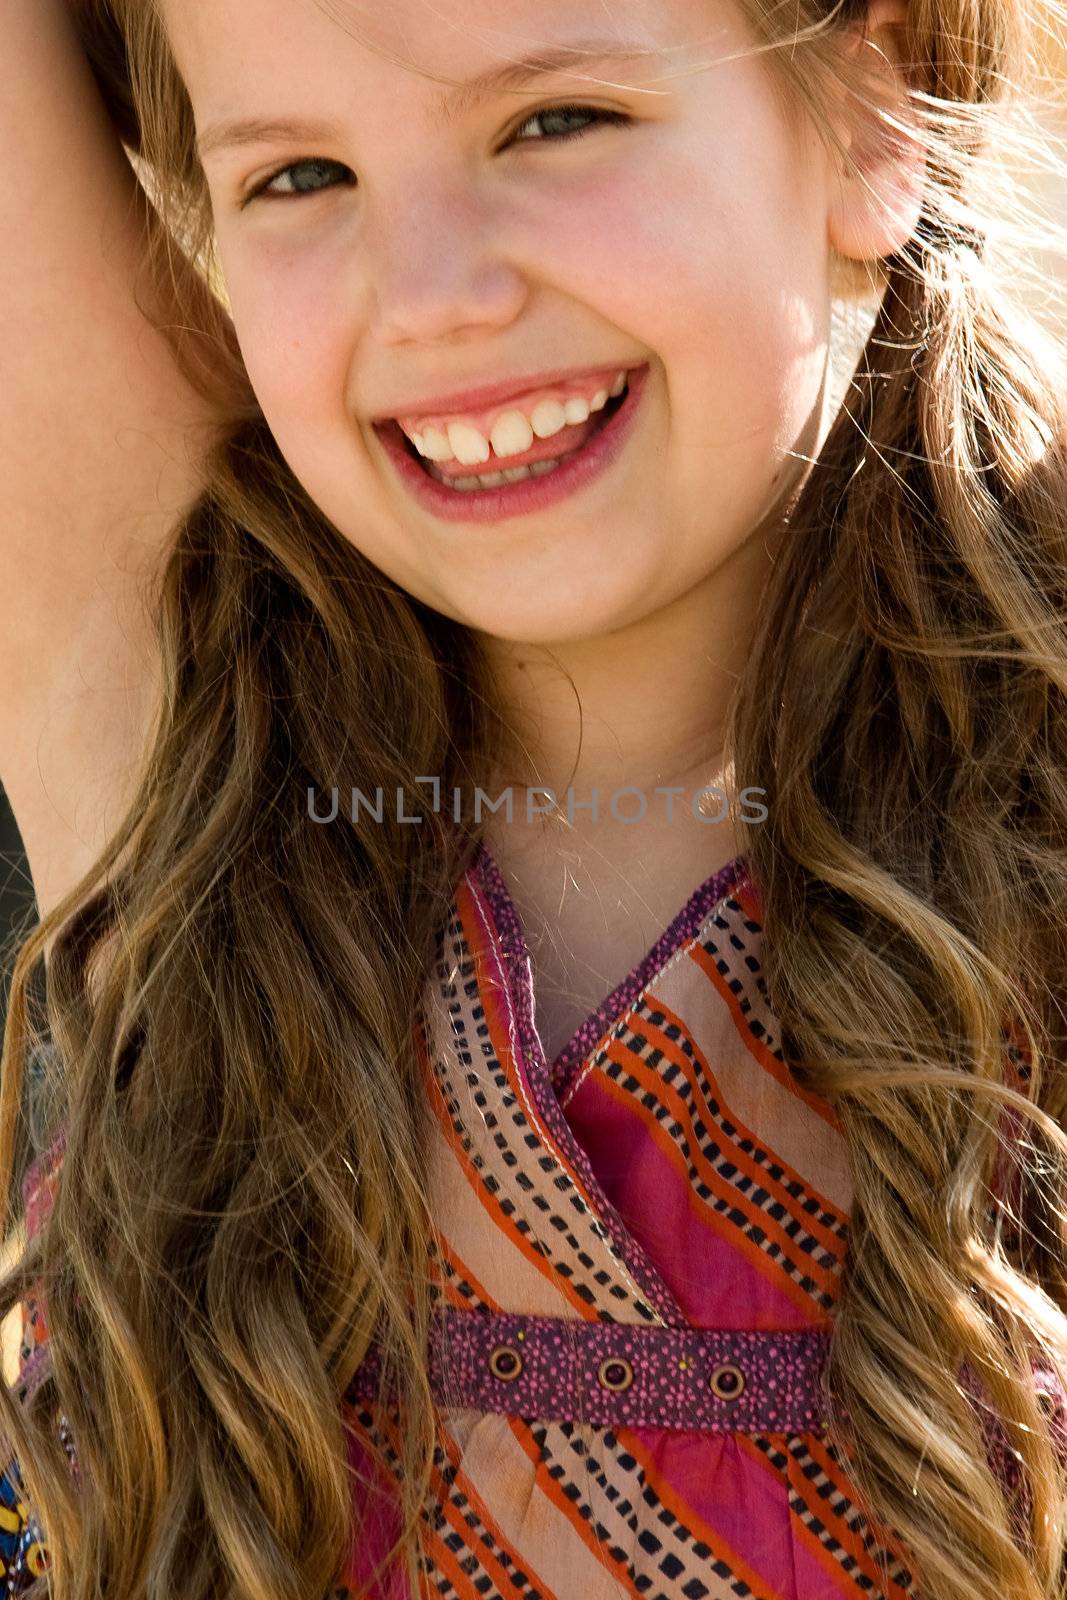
<box><xmin>335</xmin><ymin>846</ymin><xmax>914</xmax><ymax>1599</ymax></box>
<box><xmin>6</xmin><ymin>843</ymin><xmax>1059</xmax><ymax>1597</ymax></box>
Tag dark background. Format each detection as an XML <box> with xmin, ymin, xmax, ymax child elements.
<box><xmin>0</xmin><ymin>789</ymin><xmax>38</xmax><ymax>1226</ymax></box>
<box><xmin>0</xmin><ymin>790</ymin><xmax>35</xmax><ymax>1034</ymax></box>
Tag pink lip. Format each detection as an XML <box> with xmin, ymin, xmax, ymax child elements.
<box><xmin>374</xmin><ymin>363</ymin><xmax>650</xmax><ymax>525</ymax></box>
<box><xmin>370</xmin><ymin>362</ymin><xmax>636</xmax><ymax>424</ymax></box>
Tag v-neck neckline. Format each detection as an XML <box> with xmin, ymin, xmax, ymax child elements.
<box><xmin>471</xmin><ymin>839</ymin><xmax>749</xmax><ymax>1099</ymax></box>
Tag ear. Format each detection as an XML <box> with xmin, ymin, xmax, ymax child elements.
<box><xmin>827</xmin><ymin>0</ymin><xmax>927</xmax><ymax>261</ymax></box>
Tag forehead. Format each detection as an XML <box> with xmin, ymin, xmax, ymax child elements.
<box><xmin>163</xmin><ymin>0</ymin><xmax>724</xmax><ymax>114</ymax></box>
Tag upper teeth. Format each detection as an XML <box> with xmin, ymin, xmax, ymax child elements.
<box><xmin>407</xmin><ymin>370</ymin><xmax>628</xmax><ymax>466</ymax></box>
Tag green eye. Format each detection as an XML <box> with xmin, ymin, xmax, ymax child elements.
<box><xmin>510</xmin><ymin>105</ymin><xmax>632</xmax><ymax>145</ymax></box>
<box><xmin>246</xmin><ymin>105</ymin><xmax>629</xmax><ymax>205</ymax></box>
<box><xmin>252</xmin><ymin>158</ymin><xmax>354</xmax><ymax>201</ymax></box>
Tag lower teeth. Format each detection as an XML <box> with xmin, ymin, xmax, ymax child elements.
<box><xmin>420</xmin><ymin>381</ymin><xmax>629</xmax><ymax>493</ymax></box>
<box><xmin>427</xmin><ymin>455</ymin><xmax>565</xmax><ymax>492</ymax></box>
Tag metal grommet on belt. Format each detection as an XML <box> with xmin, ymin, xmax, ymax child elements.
<box><xmin>709</xmin><ymin>1363</ymin><xmax>746</xmax><ymax>1401</ymax></box>
<box><xmin>488</xmin><ymin>1344</ymin><xmax>524</xmax><ymax>1382</ymax></box>
<box><xmin>597</xmin><ymin>1357</ymin><xmax>635</xmax><ymax>1393</ymax></box>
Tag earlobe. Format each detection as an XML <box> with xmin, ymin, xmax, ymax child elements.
<box><xmin>827</xmin><ymin>0</ymin><xmax>927</xmax><ymax>261</ymax></box>
<box><xmin>828</xmin><ymin>128</ymin><xmax>926</xmax><ymax>261</ymax></box>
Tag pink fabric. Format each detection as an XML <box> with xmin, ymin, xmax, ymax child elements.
<box><xmin>10</xmin><ymin>844</ymin><xmax>1060</xmax><ymax>1598</ymax></box>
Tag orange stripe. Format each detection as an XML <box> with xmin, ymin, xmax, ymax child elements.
<box><xmin>431</xmin><ymin>1236</ymin><xmax>503</xmax><ymax>1313</ymax></box>
<box><xmin>428</xmin><ymin>1462</ymin><xmax>527</xmax><ymax>1598</ymax></box>
<box><xmin>735</xmin><ymin>873</ymin><xmax>763</xmax><ymax>922</ymax></box>
<box><xmin>619</xmin><ymin>1001</ymin><xmax>847</xmax><ymax>1261</ymax></box>
<box><xmin>736</xmin><ymin>1433</ymin><xmax>912</xmax><ymax>1598</ymax></box>
<box><xmin>734</xmin><ymin>1435</ymin><xmax>882</xmax><ymax>1596</ymax></box>
<box><xmin>421</xmin><ymin>1511</ymin><xmax>489</xmax><ymax>1598</ymax></box>
<box><xmin>733</xmin><ymin>1435</ymin><xmax>870</xmax><ymax>1596</ymax></box>
<box><xmin>372</xmin><ymin>1409</ymin><xmax>493</xmax><ymax>1599</ymax></box>
<box><xmin>788</xmin><ymin>1507</ymin><xmax>912</xmax><ymax>1600</ymax></box>
<box><xmin>455</xmin><ymin>882</ymin><xmax>573</xmax><ymax>1162</ymax></box>
<box><xmin>587</xmin><ymin>1064</ymin><xmax>836</xmax><ymax>1322</ymax></box>
<box><xmin>452</xmin><ymin>880</ymin><xmax>648</xmax><ymax>1313</ymax></box>
<box><xmin>433</xmin><ymin>1425</ymin><xmax>556</xmax><ymax>1596</ymax></box>
<box><xmin>430</xmin><ymin>1273</ymin><xmax>478</xmax><ymax>1312</ymax></box>
<box><xmin>504</xmin><ymin>1417</ymin><xmax>647</xmax><ymax>1600</ymax></box>
<box><xmin>643</xmin><ymin>997</ymin><xmax>848</xmax><ymax>1237</ymax></box>
<box><xmin>798</xmin><ymin>1432</ymin><xmax>914</xmax><ymax>1587</ymax></box>
<box><xmin>420</xmin><ymin>1028</ymin><xmax>600</xmax><ymax>1320</ymax></box>
<box><xmin>343</xmin><ymin>1404</ymin><xmax>430</xmax><ymax>1598</ymax></box>
<box><xmin>374</xmin><ymin>1405</ymin><xmax>540</xmax><ymax>1599</ymax></box>
<box><xmin>604</xmin><ymin>1017</ymin><xmax>844</xmax><ymax>1292</ymax></box>
<box><xmin>616</xmin><ymin>1426</ymin><xmax>788</xmax><ymax>1600</ymax></box>
<box><xmin>687</xmin><ymin>941</ymin><xmax>842</xmax><ymax>1132</ymax></box>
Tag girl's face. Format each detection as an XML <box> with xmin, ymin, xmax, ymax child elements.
<box><xmin>166</xmin><ymin>0</ymin><xmax>843</xmax><ymax>643</ymax></box>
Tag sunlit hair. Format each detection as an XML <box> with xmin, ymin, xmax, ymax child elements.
<box><xmin>1</xmin><ymin>0</ymin><xmax>1067</xmax><ymax>1595</ymax></box>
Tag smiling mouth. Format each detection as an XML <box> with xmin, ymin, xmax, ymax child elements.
<box><xmin>387</xmin><ymin>381</ymin><xmax>630</xmax><ymax>487</ymax></box>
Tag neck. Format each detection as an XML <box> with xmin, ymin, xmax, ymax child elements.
<box><xmin>477</xmin><ymin>350</ymin><xmax>834</xmax><ymax>827</ymax></box>
<box><xmin>480</xmin><ymin>526</ymin><xmax>771</xmax><ymax>804</ymax></box>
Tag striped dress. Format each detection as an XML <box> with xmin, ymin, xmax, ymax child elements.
<box><xmin>0</xmin><ymin>844</ymin><xmax>951</xmax><ymax>1596</ymax></box>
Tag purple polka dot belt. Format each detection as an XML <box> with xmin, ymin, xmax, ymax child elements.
<box><xmin>344</xmin><ymin>1310</ymin><xmax>832</xmax><ymax>1434</ymax></box>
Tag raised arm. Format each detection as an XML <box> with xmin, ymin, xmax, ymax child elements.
<box><xmin>0</xmin><ymin>0</ymin><xmax>223</xmax><ymax>916</ymax></box>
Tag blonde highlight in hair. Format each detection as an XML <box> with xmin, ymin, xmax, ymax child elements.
<box><xmin>731</xmin><ymin>0</ymin><xmax>1067</xmax><ymax>1590</ymax></box>
<box><xmin>1</xmin><ymin>0</ymin><xmax>1066</xmax><ymax>1596</ymax></box>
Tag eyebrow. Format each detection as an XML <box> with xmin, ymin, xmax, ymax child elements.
<box><xmin>437</xmin><ymin>42</ymin><xmax>665</xmax><ymax>126</ymax></box>
<box><xmin>195</xmin><ymin>41</ymin><xmax>665</xmax><ymax>160</ymax></box>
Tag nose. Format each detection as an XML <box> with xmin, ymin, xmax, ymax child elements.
<box><xmin>364</xmin><ymin>178</ymin><xmax>528</xmax><ymax>347</ymax></box>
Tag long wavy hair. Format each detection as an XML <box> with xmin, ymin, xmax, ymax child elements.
<box><xmin>1</xmin><ymin>0</ymin><xmax>1067</xmax><ymax>1595</ymax></box>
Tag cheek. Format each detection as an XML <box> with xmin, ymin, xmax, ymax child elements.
<box><xmin>536</xmin><ymin>134</ymin><xmax>828</xmax><ymax>442</ymax></box>
<box><xmin>219</xmin><ymin>236</ymin><xmax>356</xmax><ymax>436</ymax></box>
<box><xmin>215</xmin><ymin>95</ymin><xmax>830</xmax><ymax>503</ymax></box>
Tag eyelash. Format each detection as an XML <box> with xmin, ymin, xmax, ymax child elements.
<box><xmin>245</xmin><ymin>104</ymin><xmax>631</xmax><ymax>204</ymax></box>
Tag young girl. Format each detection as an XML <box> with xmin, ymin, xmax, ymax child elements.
<box><xmin>1</xmin><ymin>0</ymin><xmax>1066</xmax><ymax>1595</ymax></box>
